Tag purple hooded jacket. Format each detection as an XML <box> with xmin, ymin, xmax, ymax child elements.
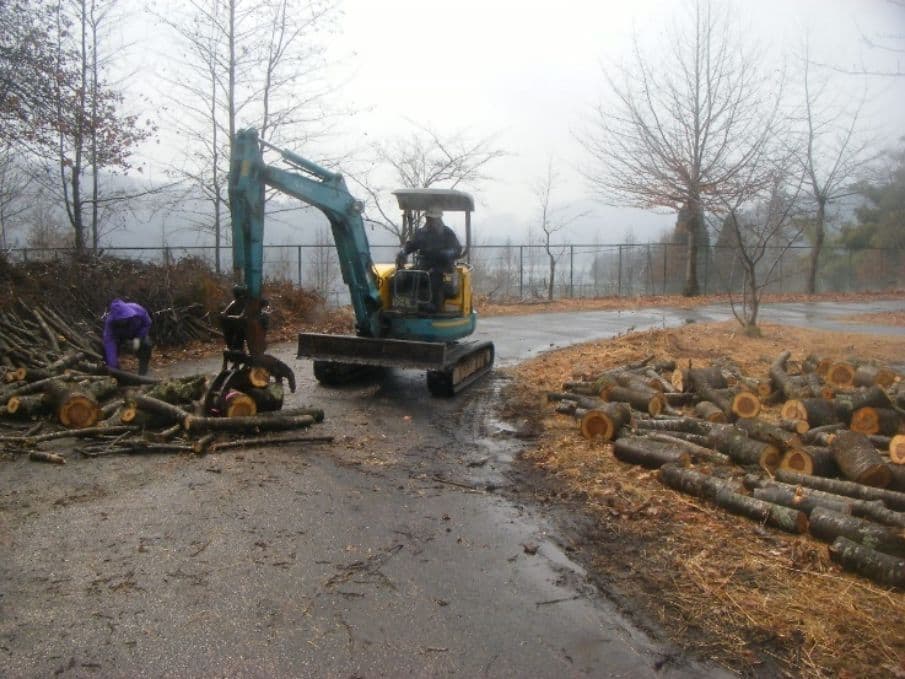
<box><xmin>103</xmin><ymin>299</ymin><xmax>151</xmax><ymax>368</ymax></box>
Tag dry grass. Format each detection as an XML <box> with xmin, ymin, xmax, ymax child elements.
<box><xmin>504</xmin><ymin>320</ymin><xmax>905</xmax><ymax>677</ymax></box>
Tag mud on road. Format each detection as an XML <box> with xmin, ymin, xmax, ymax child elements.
<box><xmin>0</xmin><ymin>344</ymin><xmax>717</xmax><ymax>678</ymax></box>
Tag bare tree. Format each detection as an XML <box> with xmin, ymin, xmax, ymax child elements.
<box><xmin>354</xmin><ymin>123</ymin><xmax>506</xmax><ymax>245</ymax></box>
<box><xmin>711</xmin><ymin>160</ymin><xmax>807</xmax><ymax>334</ymax></box>
<box><xmin>579</xmin><ymin>0</ymin><xmax>781</xmax><ymax>296</ymax></box>
<box><xmin>811</xmin><ymin>0</ymin><xmax>904</xmax><ymax>78</ymax></box>
<box><xmin>0</xmin><ymin>143</ymin><xmax>35</xmax><ymax>248</ymax></box>
<box><xmin>795</xmin><ymin>53</ymin><xmax>878</xmax><ymax>294</ymax></box>
<box><xmin>159</xmin><ymin>0</ymin><xmax>338</xmax><ymax>272</ymax></box>
<box><xmin>533</xmin><ymin>159</ymin><xmax>585</xmax><ymax>301</ymax></box>
<box><xmin>32</xmin><ymin>0</ymin><xmax>153</xmax><ymax>254</ymax></box>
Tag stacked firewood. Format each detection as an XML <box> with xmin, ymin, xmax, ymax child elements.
<box><xmin>548</xmin><ymin>353</ymin><xmax>905</xmax><ymax>587</ymax></box>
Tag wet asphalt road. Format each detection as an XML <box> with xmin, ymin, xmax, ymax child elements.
<box><xmin>1</xmin><ymin>300</ymin><xmax>903</xmax><ymax>678</ymax></box>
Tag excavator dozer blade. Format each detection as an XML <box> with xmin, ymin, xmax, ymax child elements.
<box><xmin>297</xmin><ymin>333</ymin><xmax>449</xmax><ymax>370</ymax></box>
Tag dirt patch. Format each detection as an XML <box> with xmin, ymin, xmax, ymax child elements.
<box><xmin>500</xmin><ymin>321</ymin><xmax>905</xmax><ymax>677</ymax></box>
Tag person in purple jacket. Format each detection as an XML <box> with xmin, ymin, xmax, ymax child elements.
<box><xmin>103</xmin><ymin>299</ymin><xmax>153</xmax><ymax>375</ymax></box>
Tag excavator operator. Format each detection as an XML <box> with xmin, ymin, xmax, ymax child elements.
<box><xmin>396</xmin><ymin>207</ymin><xmax>462</xmax><ymax>312</ymax></box>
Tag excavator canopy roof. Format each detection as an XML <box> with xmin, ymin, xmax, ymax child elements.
<box><xmin>392</xmin><ymin>188</ymin><xmax>474</xmax><ymax>213</ymax></box>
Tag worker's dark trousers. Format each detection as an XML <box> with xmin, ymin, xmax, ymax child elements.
<box><xmin>119</xmin><ymin>337</ymin><xmax>153</xmax><ymax>375</ymax></box>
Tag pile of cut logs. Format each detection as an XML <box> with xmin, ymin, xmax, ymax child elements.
<box><xmin>549</xmin><ymin>352</ymin><xmax>905</xmax><ymax>587</ymax></box>
<box><xmin>0</xmin><ymin>304</ymin><xmax>328</xmax><ymax>462</ymax></box>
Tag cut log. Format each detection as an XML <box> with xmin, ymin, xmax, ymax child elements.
<box><xmin>853</xmin><ymin>364</ymin><xmax>898</xmax><ymax>389</ymax></box>
<box><xmin>144</xmin><ymin>375</ymin><xmax>208</xmax><ymax>404</ymax></box>
<box><xmin>744</xmin><ymin>475</ymin><xmax>905</xmax><ymax>528</ymax></box>
<box><xmin>5</xmin><ymin>394</ymin><xmax>50</xmax><ymax>419</ymax></box>
<box><xmin>42</xmin><ymin>379</ymin><xmax>101</xmax><ymax>429</ymax></box>
<box><xmin>829</xmin><ymin>537</ymin><xmax>905</xmax><ymax>588</ymax></box>
<box><xmin>706</xmin><ymin>425</ymin><xmax>781</xmax><ymax>471</ymax></box>
<box><xmin>779</xmin><ymin>446</ymin><xmax>838</xmax><ymax>478</ymax></box>
<box><xmin>693</xmin><ymin>401</ymin><xmax>727</xmax><ymax>423</ymax></box>
<box><xmin>781</xmin><ymin>398</ymin><xmax>839</xmax><ymax>427</ymax></box>
<box><xmin>891</xmin><ymin>435</ymin><xmax>905</xmax><ymax>464</ymax></box>
<box><xmin>29</xmin><ymin>451</ymin><xmax>66</xmax><ymax>464</ymax></box>
<box><xmin>612</xmin><ymin>436</ymin><xmax>691</xmax><ymax>468</ymax></box>
<box><xmin>247</xmin><ymin>366</ymin><xmax>271</xmax><ymax>388</ymax></box>
<box><xmin>643</xmin><ymin>433</ymin><xmax>731</xmax><ymax>465</ymax></box>
<box><xmin>131</xmin><ymin>395</ymin><xmax>192</xmax><ymax>426</ymax></box>
<box><xmin>773</xmin><ymin>469</ymin><xmax>905</xmax><ymax>512</ymax></box>
<box><xmin>809</xmin><ymin>506</ymin><xmax>905</xmax><ymax>556</ymax></box>
<box><xmin>769</xmin><ymin>351</ymin><xmax>811</xmax><ymax>400</ymax></box>
<box><xmin>658</xmin><ymin>463</ymin><xmax>729</xmax><ymax>499</ymax></box>
<box><xmin>752</xmin><ymin>485</ymin><xmax>852</xmax><ymax>516</ymax></box>
<box><xmin>247</xmin><ymin>383</ymin><xmax>285</xmax><ymax>413</ymax></box>
<box><xmin>825</xmin><ymin>361</ymin><xmax>856</xmax><ymax>390</ymax></box>
<box><xmin>834</xmin><ymin>386</ymin><xmax>893</xmax><ymax>425</ymax></box>
<box><xmin>695</xmin><ymin>385</ymin><xmax>759</xmax><ymax>420</ymax></box>
<box><xmin>183</xmin><ymin>413</ymin><xmax>316</xmax><ymax>433</ymax></box>
<box><xmin>579</xmin><ymin>402</ymin><xmax>632</xmax><ymax>441</ymax></box>
<box><xmin>887</xmin><ymin>464</ymin><xmax>905</xmax><ymax>494</ymax></box>
<box><xmin>850</xmin><ymin>407</ymin><xmax>902</xmax><ymax>437</ymax></box>
<box><xmin>670</xmin><ymin>366</ymin><xmax>726</xmax><ymax>393</ymax></box>
<box><xmin>802</xmin><ymin>354</ymin><xmax>832</xmax><ymax>376</ymax></box>
<box><xmin>633</xmin><ymin>417</ymin><xmax>714</xmax><ymax>437</ymax></box>
<box><xmin>600</xmin><ymin>385</ymin><xmax>665</xmax><ymax>416</ymax></box>
<box><xmin>779</xmin><ymin>419</ymin><xmax>810</xmax><ymax>435</ymax></box>
<box><xmin>713</xmin><ymin>487</ymin><xmax>808</xmax><ymax>533</ymax></box>
<box><xmin>223</xmin><ymin>390</ymin><xmax>257</xmax><ymax>418</ymax></box>
<box><xmin>831</xmin><ymin>430</ymin><xmax>892</xmax><ymax>488</ymax></box>
<box><xmin>734</xmin><ymin>418</ymin><xmax>801</xmax><ymax>449</ymax></box>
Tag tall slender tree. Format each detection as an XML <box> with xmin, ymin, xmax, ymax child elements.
<box><xmin>579</xmin><ymin>0</ymin><xmax>781</xmax><ymax>296</ymax></box>
<box><xmin>159</xmin><ymin>0</ymin><xmax>339</xmax><ymax>273</ymax></box>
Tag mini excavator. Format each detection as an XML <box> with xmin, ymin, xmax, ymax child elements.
<box><xmin>220</xmin><ymin>128</ymin><xmax>493</xmax><ymax>398</ymax></box>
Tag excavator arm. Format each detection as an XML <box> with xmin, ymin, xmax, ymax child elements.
<box><xmin>228</xmin><ymin>128</ymin><xmax>384</xmax><ymax>341</ymax></box>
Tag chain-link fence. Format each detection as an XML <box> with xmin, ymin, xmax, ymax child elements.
<box><xmin>5</xmin><ymin>242</ymin><xmax>903</xmax><ymax>305</ymax></box>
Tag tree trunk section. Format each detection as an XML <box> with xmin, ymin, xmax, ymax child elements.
<box><xmin>579</xmin><ymin>402</ymin><xmax>632</xmax><ymax>441</ymax></box>
<box><xmin>693</xmin><ymin>401</ymin><xmax>727</xmax><ymax>423</ymax></box>
<box><xmin>809</xmin><ymin>506</ymin><xmax>905</xmax><ymax>556</ymax></box>
<box><xmin>183</xmin><ymin>413</ymin><xmax>316</xmax><ymax>434</ymax></box>
<box><xmin>706</xmin><ymin>425</ymin><xmax>781</xmax><ymax>470</ymax></box>
<box><xmin>612</xmin><ymin>436</ymin><xmax>691</xmax><ymax>468</ymax></box>
<box><xmin>850</xmin><ymin>407</ymin><xmax>901</xmax><ymax>437</ymax></box>
<box><xmin>831</xmin><ymin>430</ymin><xmax>892</xmax><ymax>488</ymax></box>
<box><xmin>42</xmin><ymin>380</ymin><xmax>101</xmax><ymax>429</ymax></box>
<box><xmin>829</xmin><ymin>536</ymin><xmax>905</xmax><ymax>587</ymax></box>
<box><xmin>825</xmin><ymin>361</ymin><xmax>856</xmax><ymax>390</ymax></box>
<box><xmin>658</xmin><ymin>463</ymin><xmax>728</xmax><ymax>500</ymax></box>
<box><xmin>774</xmin><ymin>469</ymin><xmax>905</xmax><ymax>511</ymax></box>
<box><xmin>600</xmin><ymin>385</ymin><xmax>665</xmax><ymax>416</ymax></box>
<box><xmin>890</xmin><ymin>435</ymin><xmax>905</xmax><ymax>464</ymax></box>
<box><xmin>752</xmin><ymin>484</ymin><xmax>851</xmax><ymax>516</ymax></box>
<box><xmin>713</xmin><ymin>487</ymin><xmax>808</xmax><ymax>533</ymax></box>
<box><xmin>779</xmin><ymin>446</ymin><xmax>838</xmax><ymax>478</ymax></box>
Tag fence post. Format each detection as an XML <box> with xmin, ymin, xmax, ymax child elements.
<box><xmin>519</xmin><ymin>245</ymin><xmax>524</xmax><ymax>298</ymax></box>
<box><xmin>703</xmin><ymin>247</ymin><xmax>708</xmax><ymax>295</ymax></box>
<box><xmin>569</xmin><ymin>245</ymin><xmax>574</xmax><ymax>298</ymax></box>
<box><xmin>662</xmin><ymin>243</ymin><xmax>667</xmax><ymax>295</ymax></box>
<box><xmin>617</xmin><ymin>244</ymin><xmax>623</xmax><ymax>296</ymax></box>
<box><xmin>297</xmin><ymin>246</ymin><xmax>302</xmax><ymax>287</ymax></box>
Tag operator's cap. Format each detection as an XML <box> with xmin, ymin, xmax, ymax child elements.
<box><xmin>425</xmin><ymin>207</ymin><xmax>443</xmax><ymax>219</ymax></box>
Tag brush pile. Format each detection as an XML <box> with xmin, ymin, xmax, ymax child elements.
<box><xmin>549</xmin><ymin>351</ymin><xmax>905</xmax><ymax>587</ymax></box>
<box><xmin>0</xmin><ymin>302</ymin><xmax>330</xmax><ymax>462</ymax></box>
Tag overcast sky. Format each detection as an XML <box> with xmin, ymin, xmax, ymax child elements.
<box><xmin>127</xmin><ymin>0</ymin><xmax>905</xmax><ymax>246</ymax></box>
<box><xmin>313</xmin><ymin>0</ymin><xmax>905</xmax><ymax>243</ymax></box>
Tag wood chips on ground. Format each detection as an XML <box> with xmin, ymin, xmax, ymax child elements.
<box><xmin>501</xmin><ymin>318</ymin><xmax>905</xmax><ymax>678</ymax></box>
